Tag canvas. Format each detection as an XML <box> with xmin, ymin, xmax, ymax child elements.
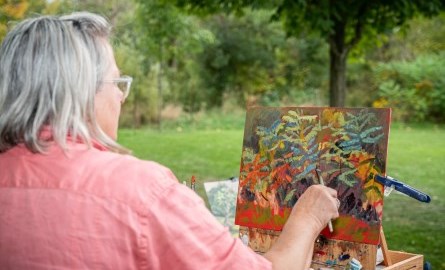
<box><xmin>235</xmin><ymin>107</ymin><xmax>391</xmax><ymax>245</ymax></box>
<box><xmin>204</xmin><ymin>178</ymin><xmax>240</xmax><ymax>236</ymax></box>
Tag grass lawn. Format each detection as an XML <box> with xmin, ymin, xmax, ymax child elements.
<box><xmin>118</xmin><ymin>120</ymin><xmax>445</xmax><ymax>269</ymax></box>
<box><xmin>383</xmin><ymin>123</ymin><xmax>445</xmax><ymax>269</ymax></box>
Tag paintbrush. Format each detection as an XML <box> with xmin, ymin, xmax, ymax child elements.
<box><xmin>315</xmin><ymin>168</ymin><xmax>334</xmax><ymax>233</ymax></box>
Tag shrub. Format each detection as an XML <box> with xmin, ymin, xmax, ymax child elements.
<box><xmin>372</xmin><ymin>53</ymin><xmax>445</xmax><ymax>122</ymax></box>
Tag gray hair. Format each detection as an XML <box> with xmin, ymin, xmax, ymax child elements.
<box><xmin>0</xmin><ymin>12</ymin><xmax>128</xmax><ymax>154</ymax></box>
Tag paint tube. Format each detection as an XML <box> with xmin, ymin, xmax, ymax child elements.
<box><xmin>190</xmin><ymin>175</ymin><xmax>196</xmax><ymax>191</ymax></box>
<box><xmin>348</xmin><ymin>258</ymin><xmax>362</xmax><ymax>270</ymax></box>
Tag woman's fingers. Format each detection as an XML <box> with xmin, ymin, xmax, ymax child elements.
<box><xmin>289</xmin><ymin>185</ymin><xmax>340</xmax><ymax>232</ymax></box>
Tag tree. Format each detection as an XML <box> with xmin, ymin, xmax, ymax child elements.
<box><xmin>197</xmin><ymin>11</ymin><xmax>283</xmax><ymax>107</ymax></box>
<box><xmin>168</xmin><ymin>0</ymin><xmax>445</xmax><ymax>107</ymax></box>
<box><xmin>1</xmin><ymin>0</ymin><xmax>29</xmax><ymax>39</ymax></box>
<box><xmin>1</xmin><ymin>0</ymin><xmax>64</xmax><ymax>45</ymax></box>
<box><xmin>136</xmin><ymin>0</ymin><xmax>215</xmax><ymax>116</ymax></box>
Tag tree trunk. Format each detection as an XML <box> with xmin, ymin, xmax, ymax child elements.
<box><xmin>329</xmin><ymin>47</ymin><xmax>347</xmax><ymax>107</ymax></box>
<box><xmin>329</xmin><ymin>20</ymin><xmax>349</xmax><ymax>107</ymax></box>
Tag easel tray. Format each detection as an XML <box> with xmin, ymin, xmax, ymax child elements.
<box><xmin>379</xmin><ymin>250</ymin><xmax>423</xmax><ymax>270</ymax></box>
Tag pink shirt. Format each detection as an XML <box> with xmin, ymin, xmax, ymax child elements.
<box><xmin>0</xmin><ymin>138</ymin><xmax>272</xmax><ymax>269</ymax></box>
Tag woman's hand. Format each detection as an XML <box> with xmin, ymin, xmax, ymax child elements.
<box><xmin>287</xmin><ymin>184</ymin><xmax>339</xmax><ymax>235</ymax></box>
<box><xmin>264</xmin><ymin>185</ymin><xmax>339</xmax><ymax>270</ymax></box>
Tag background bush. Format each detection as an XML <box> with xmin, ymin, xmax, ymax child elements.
<box><xmin>372</xmin><ymin>54</ymin><xmax>445</xmax><ymax>122</ymax></box>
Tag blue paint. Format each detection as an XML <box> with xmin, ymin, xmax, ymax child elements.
<box><xmin>338</xmin><ymin>254</ymin><xmax>351</xmax><ymax>261</ymax></box>
<box><xmin>325</xmin><ymin>259</ymin><xmax>337</xmax><ymax>266</ymax></box>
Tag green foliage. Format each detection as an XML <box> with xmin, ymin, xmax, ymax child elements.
<box><xmin>347</xmin><ymin>13</ymin><xmax>445</xmax><ymax>113</ymax></box>
<box><xmin>0</xmin><ymin>0</ymin><xmax>51</xmax><ymax>41</ymax></box>
<box><xmin>136</xmin><ymin>0</ymin><xmax>215</xmax><ymax>114</ymax></box>
<box><xmin>407</xmin><ymin>14</ymin><xmax>445</xmax><ymax>54</ymax></box>
<box><xmin>7</xmin><ymin>1</ymin><xmax>445</xmax><ymax>125</ymax></box>
<box><xmin>373</xmin><ymin>53</ymin><xmax>445</xmax><ymax>122</ymax></box>
<box><xmin>169</xmin><ymin>0</ymin><xmax>445</xmax><ymax>106</ymax></box>
<box><xmin>275</xmin><ymin>0</ymin><xmax>444</xmax><ymax>39</ymax></box>
<box><xmin>56</xmin><ymin>0</ymin><xmax>132</xmax><ymax>22</ymax></box>
<box><xmin>197</xmin><ymin>10</ymin><xmax>329</xmax><ymax>108</ymax></box>
<box><xmin>371</xmin><ymin>14</ymin><xmax>445</xmax><ymax>62</ymax></box>
<box><xmin>197</xmin><ymin>10</ymin><xmax>282</xmax><ymax>107</ymax></box>
<box><xmin>277</xmin><ymin>0</ymin><xmax>445</xmax><ymax>106</ymax></box>
<box><xmin>136</xmin><ymin>0</ymin><xmax>185</xmax><ymax>64</ymax></box>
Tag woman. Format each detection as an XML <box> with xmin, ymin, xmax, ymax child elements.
<box><xmin>0</xmin><ymin>12</ymin><xmax>339</xmax><ymax>269</ymax></box>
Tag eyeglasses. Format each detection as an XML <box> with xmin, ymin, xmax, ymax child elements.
<box><xmin>102</xmin><ymin>75</ymin><xmax>133</xmax><ymax>99</ymax></box>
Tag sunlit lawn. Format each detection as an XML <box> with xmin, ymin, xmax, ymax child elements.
<box><xmin>118</xmin><ymin>120</ymin><xmax>445</xmax><ymax>269</ymax></box>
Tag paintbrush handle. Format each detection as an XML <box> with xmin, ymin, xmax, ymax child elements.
<box><xmin>327</xmin><ymin>220</ymin><xmax>333</xmax><ymax>233</ymax></box>
<box><xmin>315</xmin><ymin>169</ymin><xmax>334</xmax><ymax>233</ymax></box>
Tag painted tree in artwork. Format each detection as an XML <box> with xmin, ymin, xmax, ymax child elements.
<box><xmin>236</xmin><ymin>108</ymin><xmax>389</xmax><ymax>243</ymax></box>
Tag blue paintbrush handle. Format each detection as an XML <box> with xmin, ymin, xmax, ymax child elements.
<box><xmin>375</xmin><ymin>175</ymin><xmax>431</xmax><ymax>203</ymax></box>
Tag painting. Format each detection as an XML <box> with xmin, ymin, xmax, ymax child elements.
<box><xmin>235</xmin><ymin>107</ymin><xmax>391</xmax><ymax>245</ymax></box>
<box><xmin>204</xmin><ymin>178</ymin><xmax>239</xmax><ymax>236</ymax></box>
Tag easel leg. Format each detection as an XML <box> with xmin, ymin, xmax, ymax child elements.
<box><xmin>380</xmin><ymin>227</ymin><xmax>392</xmax><ymax>266</ymax></box>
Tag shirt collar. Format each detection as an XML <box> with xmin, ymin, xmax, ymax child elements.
<box><xmin>39</xmin><ymin>126</ymin><xmax>108</xmax><ymax>152</ymax></box>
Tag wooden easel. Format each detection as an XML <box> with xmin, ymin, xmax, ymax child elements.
<box><xmin>380</xmin><ymin>228</ymin><xmax>393</xmax><ymax>267</ymax></box>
